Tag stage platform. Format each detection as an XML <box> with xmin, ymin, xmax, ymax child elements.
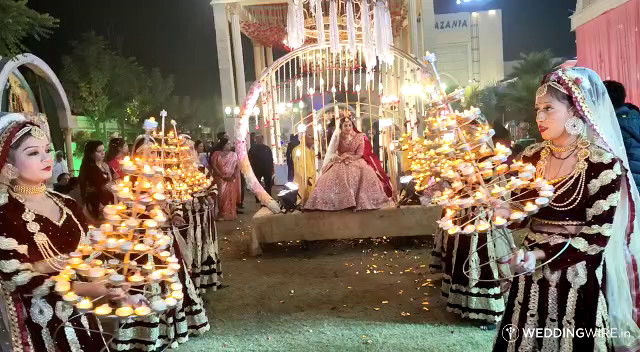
<box><xmin>250</xmin><ymin>205</ymin><xmax>441</xmax><ymax>255</ymax></box>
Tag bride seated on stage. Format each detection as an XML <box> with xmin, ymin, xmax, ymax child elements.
<box><xmin>304</xmin><ymin>116</ymin><xmax>392</xmax><ymax>211</ymax></box>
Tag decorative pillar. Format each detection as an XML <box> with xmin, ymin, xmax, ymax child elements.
<box><xmin>253</xmin><ymin>42</ymin><xmax>269</xmax><ymax>144</ymax></box>
<box><xmin>266</xmin><ymin>46</ymin><xmax>274</xmax><ymax>66</ymax></box>
<box><xmin>421</xmin><ymin>0</ymin><xmax>436</xmax><ymax>55</ymax></box>
<box><xmin>230</xmin><ymin>5</ymin><xmax>247</xmax><ymax>103</ymax></box>
<box><xmin>63</xmin><ymin>128</ymin><xmax>74</xmax><ymax>175</ymax></box>
<box><xmin>211</xmin><ymin>2</ymin><xmax>237</xmax><ymax>137</ymax></box>
<box><xmin>230</xmin><ymin>4</ymin><xmax>249</xmax><ymax>149</ymax></box>
<box><xmin>408</xmin><ymin>0</ymin><xmax>420</xmax><ymax>57</ymax></box>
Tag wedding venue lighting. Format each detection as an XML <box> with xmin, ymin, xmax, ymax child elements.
<box><xmin>54</xmin><ymin>112</ymin><xmax>187</xmax><ymax>318</ymax></box>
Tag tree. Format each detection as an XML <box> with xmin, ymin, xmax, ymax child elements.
<box><xmin>506</xmin><ymin>50</ymin><xmax>563</xmax><ymax>81</ymax></box>
<box><xmin>0</xmin><ymin>0</ymin><xmax>58</xmax><ymax>57</ymax></box>
<box><xmin>61</xmin><ymin>32</ymin><xmax>177</xmax><ymax>141</ymax></box>
<box><xmin>61</xmin><ymin>32</ymin><xmax>114</xmax><ymax>135</ymax></box>
<box><xmin>463</xmin><ymin>83</ymin><xmax>505</xmax><ymax>123</ymax></box>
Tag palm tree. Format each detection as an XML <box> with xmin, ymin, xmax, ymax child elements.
<box><xmin>506</xmin><ymin>50</ymin><xmax>563</xmax><ymax>81</ymax></box>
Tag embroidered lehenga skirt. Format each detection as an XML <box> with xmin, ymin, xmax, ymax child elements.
<box><xmin>493</xmin><ymin>230</ymin><xmax>610</xmax><ymax>351</ymax></box>
<box><xmin>440</xmin><ymin>228</ymin><xmax>510</xmax><ymax>323</ymax></box>
<box><xmin>179</xmin><ymin>194</ymin><xmax>222</xmax><ymax>293</ymax></box>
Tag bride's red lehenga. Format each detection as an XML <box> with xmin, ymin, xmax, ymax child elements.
<box><xmin>304</xmin><ymin>130</ymin><xmax>391</xmax><ymax>211</ymax></box>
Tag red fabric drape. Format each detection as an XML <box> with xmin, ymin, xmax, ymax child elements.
<box><xmin>576</xmin><ymin>0</ymin><xmax>640</xmax><ymax>105</ymax></box>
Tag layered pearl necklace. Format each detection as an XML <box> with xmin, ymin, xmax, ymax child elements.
<box><xmin>536</xmin><ymin>138</ymin><xmax>590</xmax><ymax>211</ymax></box>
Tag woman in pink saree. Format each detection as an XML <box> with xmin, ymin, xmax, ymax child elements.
<box><xmin>210</xmin><ymin>138</ymin><xmax>241</xmax><ymax>220</ymax></box>
<box><xmin>304</xmin><ymin>117</ymin><xmax>392</xmax><ymax>211</ymax></box>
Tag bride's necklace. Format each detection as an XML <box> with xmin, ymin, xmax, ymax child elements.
<box><xmin>536</xmin><ymin>138</ymin><xmax>590</xmax><ymax>211</ymax></box>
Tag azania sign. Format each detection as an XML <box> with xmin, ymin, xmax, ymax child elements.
<box><xmin>434</xmin><ymin>13</ymin><xmax>472</xmax><ymax>32</ymax></box>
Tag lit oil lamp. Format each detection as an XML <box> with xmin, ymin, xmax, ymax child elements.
<box><xmin>63</xmin><ymin>292</ymin><xmax>79</xmax><ymax>302</ymax></box>
<box><xmin>476</xmin><ymin>221</ymin><xmax>490</xmax><ymax>233</ymax></box>
<box><xmin>95</xmin><ymin>304</ymin><xmax>112</xmax><ymax>316</ymax></box>
<box><xmin>134</xmin><ymin>306</ymin><xmax>151</xmax><ymax>316</ymax></box>
<box><xmin>493</xmin><ymin>216</ymin><xmax>507</xmax><ymax>228</ymax></box>
<box><xmin>524</xmin><ymin>202</ymin><xmax>538</xmax><ymax>214</ymax></box>
<box><xmin>116</xmin><ymin>306</ymin><xmax>134</xmax><ymax>318</ymax></box>
<box><xmin>509</xmin><ymin>211</ymin><xmax>524</xmax><ymax>222</ymax></box>
<box><xmin>76</xmin><ymin>298</ymin><xmax>93</xmax><ymax>310</ymax></box>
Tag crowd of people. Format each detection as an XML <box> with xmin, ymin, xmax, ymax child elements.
<box><xmin>1</xmin><ymin>65</ymin><xmax>640</xmax><ymax>351</ymax></box>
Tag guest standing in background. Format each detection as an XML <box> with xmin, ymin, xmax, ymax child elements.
<box><xmin>78</xmin><ymin>140</ymin><xmax>114</xmax><ymax>223</ymax></box>
<box><xmin>604</xmin><ymin>80</ymin><xmax>640</xmax><ymax>192</ymax></box>
<box><xmin>210</xmin><ymin>131</ymin><xmax>229</xmax><ymax>154</ymax></box>
<box><xmin>105</xmin><ymin>137</ymin><xmax>128</xmax><ymax>180</ymax></box>
<box><xmin>248</xmin><ymin>135</ymin><xmax>274</xmax><ymax>197</ymax></box>
<box><xmin>292</xmin><ymin>128</ymin><xmax>317</xmax><ymax>204</ymax></box>
<box><xmin>210</xmin><ymin>138</ymin><xmax>241</xmax><ymax>221</ymax></box>
<box><xmin>285</xmin><ymin>134</ymin><xmax>300</xmax><ymax>182</ymax></box>
<box><xmin>51</xmin><ymin>150</ymin><xmax>68</xmax><ymax>183</ymax></box>
<box><xmin>195</xmin><ymin>139</ymin><xmax>209</xmax><ymax>170</ymax></box>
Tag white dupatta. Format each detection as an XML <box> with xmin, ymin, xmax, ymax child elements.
<box><xmin>551</xmin><ymin>68</ymin><xmax>640</xmax><ymax>350</ymax></box>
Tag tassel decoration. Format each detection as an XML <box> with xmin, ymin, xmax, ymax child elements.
<box><xmin>286</xmin><ymin>0</ymin><xmax>305</xmax><ymax>49</ymax></box>
<box><xmin>314</xmin><ymin>0</ymin><xmax>325</xmax><ymax>45</ymax></box>
<box><xmin>329</xmin><ymin>0</ymin><xmax>340</xmax><ymax>54</ymax></box>
<box><xmin>374</xmin><ymin>0</ymin><xmax>394</xmax><ymax>64</ymax></box>
<box><xmin>346</xmin><ymin>0</ymin><xmax>356</xmax><ymax>55</ymax></box>
<box><xmin>360</xmin><ymin>0</ymin><xmax>377</xmax><ymax>70</ymax></box>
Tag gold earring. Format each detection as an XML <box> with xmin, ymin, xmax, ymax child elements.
<box><xmin>565</xmin><ymin>116</ymin><xmax>585</xmax><ymax>136</ymax></box>
<box><xmin>1</xmin><ymin>164</ymin><xmax>19</xmax><ymax>180</ymax></box>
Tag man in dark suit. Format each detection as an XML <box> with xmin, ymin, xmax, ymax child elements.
<box><xmin>248</xmin><ymin>135</ymin><xmax>274</xmax><ymax>198</ymax></box>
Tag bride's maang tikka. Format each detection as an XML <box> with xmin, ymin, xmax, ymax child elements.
<box><xmin>536</xmin><ymin>81</ymin><xmax>569</xmax><ymax>99</ymax></box>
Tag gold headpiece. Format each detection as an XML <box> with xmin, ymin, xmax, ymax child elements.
<box><xmin>11</xmin><ymin>125</ymin><xmax>46</xmax><ymax>145</ymax></box>
<box><xmin>536</xmin><ymin>81</ymin><xmax>569</xmax><ymax>99</ymax></box>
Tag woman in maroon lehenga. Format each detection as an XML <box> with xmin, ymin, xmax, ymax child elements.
<box><xmin>210</xmin><ymin>138</ymin><xmax>241</xmax><ymax>221</ymax></box>
<box><xmin>493</xmin><ymin>68</ymin><xmax>640</xmax><ymax>351</ymax></box>
<box><xmin>0</xmin><ymin>113</ymin><xmax>126</xmax><ymax>352</ymax></box>
<box><xmin>304</xmin><ymin>117</ymin><xmax>391</xmax><ymax>211</ymax></box>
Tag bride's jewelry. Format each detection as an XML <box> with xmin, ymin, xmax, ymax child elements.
<box><xmin>536</xmin><ymin>138</ymin><xmax>590</xmax><ymax>211</ymax></box>
<box><xmin>12</xmin><ymin>183</ymin><xmax>46</xmax><ymax>195</ymax></box>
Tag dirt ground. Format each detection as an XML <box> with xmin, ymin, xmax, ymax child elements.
<box><xmin>185</xmin><ymin>199</ymin><xmax>495</xmax><ymax>352</ymax></box>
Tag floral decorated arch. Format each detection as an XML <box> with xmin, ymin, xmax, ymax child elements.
<box><xmin>235</xmin><ymin>42</ymin><xmax>450</xmax><ymax>213</ymax></box>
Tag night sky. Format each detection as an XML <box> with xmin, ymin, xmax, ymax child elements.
<box><xmin>26</xmin><ymin>0</ymin><xmax>577</xmax><ymax>101</ymax></box>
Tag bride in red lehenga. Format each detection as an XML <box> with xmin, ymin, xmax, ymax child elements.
<box><xmin>304</xmin><ymin>116</ymin><xmax>392</xmax><ymax>211</ymax></box>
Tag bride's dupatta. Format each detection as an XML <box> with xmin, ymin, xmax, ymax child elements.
<box><xmin>362</xmin><ymin>134</ymin><xmax>393</xmax><ymax>197</ymax></box>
